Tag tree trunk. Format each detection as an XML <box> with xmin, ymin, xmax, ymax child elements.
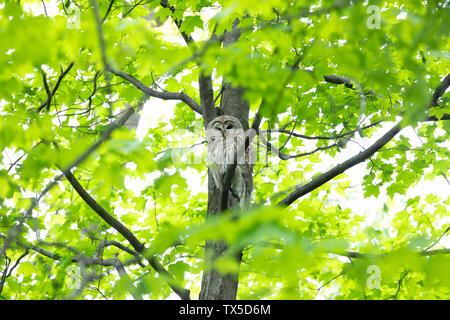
<box><xmin>199</xmin><ymin>171</ymin><xmax>246</xmax><ymax>300</ymax></box>
<box><xmin>199</xmin><ymin>20</ymin><xmax>252</xmax><ymax>300</ymax></box>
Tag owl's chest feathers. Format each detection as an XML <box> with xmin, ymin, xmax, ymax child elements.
<box><xmin>205</xmin><ymin>116</ymin><xmax>254</xmax><ymax>210</ymax></box>
<box><xmin>208</xmin><ymin>136</ymin><xmax>250</xmax><ymax>173</ymax></box>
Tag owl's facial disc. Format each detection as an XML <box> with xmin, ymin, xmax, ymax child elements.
<box><xmin>210</xmin><ymin>122</ymin><xmax>225</xmax><ymax>137</ymax></box>
<box><xmin>223</xmin><ymin>122</ymin><xmax>235</xmax><ymax>137</ymax></box>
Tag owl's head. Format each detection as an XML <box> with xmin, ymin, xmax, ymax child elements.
<box><xmin>206</xmin><ymin>115</ymin><xmax>243</xmax><ymax>140</ymax></box>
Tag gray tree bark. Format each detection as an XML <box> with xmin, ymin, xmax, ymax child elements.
<box><xmin>199</xmin><ymin>19</ymin><xmax>251</xmax><ymax>300</ymax></box>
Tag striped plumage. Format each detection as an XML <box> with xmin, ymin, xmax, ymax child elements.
<box><xmin>206</xmin><ymin>116</ymin><xmax>254</xmax><ymax>210</ymax></box>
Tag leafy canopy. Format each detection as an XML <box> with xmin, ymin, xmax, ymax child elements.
<box><xmin>0</xmin><ymin>0</ymin><xmax>449</xmax><ymax>300</ymax></box>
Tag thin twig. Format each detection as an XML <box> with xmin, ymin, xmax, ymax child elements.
<box><xmin>101</xmin><ymin>0</ymin><xmax>115</xmax><ymax>23</ymax></box>
<box><xmin>424</xmin><ymin>227</ymin><xmax>450</xmax><ymax>252</ymax></box>
<box><xmin>41</xmin><ymin>0</ymin><xmax>48</xmax><ymax>16</ymax></box>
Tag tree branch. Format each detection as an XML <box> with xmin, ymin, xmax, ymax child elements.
<box><xmin>121</xmin><ymin>0</ymin><xmax>145</xmax><ymax>20</ymax></box>
<box><xmin>199</xmin><ymin>73</ymin><xmax>216</xmax><ymax>123</ymax></box>
<box><xmin>93</xmin><ymin>238</ymin><xmax>144</xmax><ymax>267</ymax></box>
<box><xmin>278</xmin><ymin>74</ymin><xmax>450</xmax><ymax>207</ymax></box>
<box><xmin>61</xmin><ymin>169</ymin><xmax>191</xmax><ymax>300</ymax></box>
<box><xmin>278</xmin><ymin>121</ymin><xmax>402</xmax><ymax>206</ymax></box>
<box><xmin>63</xmin><ymin>106</ymin><xmax>136</xmax><ymax>172</ymax></box>
<box><xmin>250</xmin><ymin>106</ymin><xmax>263</xmax><ymax>134</ymax></box>
<box><xmin>259</xmin><ymin>129</ymin><xmax>339</xmax><ymax>160</ymax></box>
<box><xmin>258</xmin><ymin>240</ymin><xmax>450</xmax><ymax>258</ymax></box>
<box><xmin>112</xmin><ymin>253</ymin><xmax>143</xmax><ymax>300</ymax></box>
<box><xmin>0</xmin><ymin>173</ymin><xmax>64</xmax><ymax>259</ymax></box>
<box><xmin>264</xmin><ymin>119</ymin><xmax>384</xmax><ymax>140</ymax></box>
<box><xmin>427</xmin><ymin>113</ymin><xmax>450</xmax><ymax>121</ymax></box>
<box><xmin>424</xmin><ymin>227</ymin><xmax>450</xmax><ymax>252</ymax></box>
<box><xmin>0</xmin><ymin>248</ymin><xmax>28</xmax><ymax>295</ymax></box>
<box><xmin>105</xmin><ymin>64</ymin><xmax>202</xmax><ymax>115</ymax></box>
<box><xmin>90</xmin><ymin>0</ymin><xmax>114</xmax><ymax>116</ymax></box>
<box><xmin>0</xmin><ymin>106</ymin><xmax>137</xmax><ymax>259</ymax></box>
<box><xmin>344</xmin><ymin>248</ymin><xmax>450</xmax><ymax>259</ymax></box>
<box><xmin>101</xmin><ymin>0</ymin><xmax>115</xmax><ymax>23</ymax></box>
<box><xmin>0</xmin><ymin>234</ymin><xmax>140</xmax><ymax>268</ymax></box>
<box><xmin>323</xmin><ymin>74</ymin><xmax>354</xmax><ymax>89</ymax></box>
<box><xmin>431</xmin><ymin>74</ymin><xmax>450</xmax><ymax>107</ymax></box>
<box><xmin>198</xmin><ymin>25</ymin><xmax>220</xmax><ymax>124</ymax></box>
<box><xmin>37</xmin><ymin>62</ymin><xmax>74</xmax><ymax>112</ymax></box>
<box><xmin>220</xmin><ymin>163</ymin><xmax>238</xmax><ymax>212</ymax></box>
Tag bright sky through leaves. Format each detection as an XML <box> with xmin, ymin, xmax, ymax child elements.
<box><xmin>0</xmin><ymin>0</ymin><xmax>449</xmax><ymax>300</ymax></box>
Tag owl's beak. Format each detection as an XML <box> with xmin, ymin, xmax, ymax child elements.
<box><xmin>220</xmin><ymin>125</ymin><xmax>226</xmax><ymax>138</ymax></box>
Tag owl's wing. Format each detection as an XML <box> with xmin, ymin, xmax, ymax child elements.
<box><xmin>207</xmin><ymin>137</ymin><xmax>224</xmax><ymax>191</ymax></box>
<box><xmin>241</xmin><ymin>164</ymin><xmax>253</xmax><ymax>210</ymax></box>
<box><xmin>208</xmin><ymin>162</ymin><xmax>223</xmax><ymax>190</ymax></box>
<box><xmin>231</xmin><ymin>164</ymin><xmax>253</xmax><ymax>211</ymax></box>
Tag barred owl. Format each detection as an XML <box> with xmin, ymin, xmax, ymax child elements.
<box><xmin>206</xmin><ymin>115</ymin><xmax>254</xmax><ymax>211</ymax></box>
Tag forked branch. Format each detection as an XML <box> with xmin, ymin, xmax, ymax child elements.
<box><xmin>37</xmin><ymin>62</ymin><xmax>74</xmax><ymax>112</ymax></box>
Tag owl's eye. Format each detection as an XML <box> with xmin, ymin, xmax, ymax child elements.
<box><xmin>226</xmin><ymin>124</ymin><xmax>233</xmax><ymax>129</ymax></box>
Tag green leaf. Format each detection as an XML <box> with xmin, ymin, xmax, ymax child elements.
<box><xmin>180</xmin><ymin>16</ymin><xmax>203</xmax><ymax>35</ymax></box>
<box><xmin>154</xmin><ymin>172</ymin><xmax>187</xmax><ymax>197</ymax></box>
